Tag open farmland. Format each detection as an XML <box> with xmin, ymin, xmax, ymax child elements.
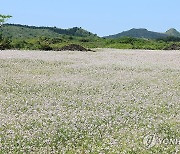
<box><xmin>0</xmin><ymin>49</ymin><xmax>180</xmax><ymax>153</ymax></box>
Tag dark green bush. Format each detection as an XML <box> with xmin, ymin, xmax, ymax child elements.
<box><xmin>39</xmin><ymin>43</ymin><xmax>53</xmax><ymax>50</ymax></box>
<box><xmin>0</xmin><ymin>38</ymin><xmax>12</xmax><ymax>50</ymax></box>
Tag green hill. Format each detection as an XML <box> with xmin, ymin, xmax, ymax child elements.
<box><xmin>2</xmin><ymin>24</ymin><xmax>179</xmax><ymax>40</ymax></box>
<box><xmin>165</xmin><ymin>28</ymin><xmax>180</xmax><ymax>37</ymax></box>
<box><xmin>105</xmin><ymin>28</ymin><xmax>167</xmax><ymax>39</ymax></box>
<box><xmin>0</xmin><ymin>24</ymin><xmax>97</xmax><ymax>39</ymax></box>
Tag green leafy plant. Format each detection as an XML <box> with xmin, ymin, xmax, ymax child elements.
<box><xmin>0</xmin><ymin>14</ymin><xmax>12</xmax><ymax>26</ymax></box>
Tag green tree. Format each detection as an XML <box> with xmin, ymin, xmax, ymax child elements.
<box><xmin>0</xmin><ymin>14</ymin><xmax>12</xmax><ymax>26</ymax></box>
<box><xmin>0</xmin><ymin>14</ymin><xmax>12</xmax><ymax>49</ymax></box>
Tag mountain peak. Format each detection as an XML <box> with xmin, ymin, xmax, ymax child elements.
<box><xmin>105</xmin><ymin>28</ymin><xmax>167</xmax><ymax>39</ymax></box>
<box><xmin>166</xmin><ymin>28</ymin><xmax>178</xmax><ymax>32</ymax></box>
<box><xmin>130</xmin><ymin>28</ymin><xmax>148</xmax><ymax>31</ymax></box>
<box><xmin>165</xmin><ymin>28</ymin><xmax>180</xmax><ymax>37</ymax></box>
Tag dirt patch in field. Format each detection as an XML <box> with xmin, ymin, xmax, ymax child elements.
<box><xmin>164</xmin><ymin>44</ymin><xmax>180</xmax><ymax>50</ymax></box>
<box><xmin>56</xmin><ymin>44</ymin><xmax>94</xmax><ymax>52</ymax></box>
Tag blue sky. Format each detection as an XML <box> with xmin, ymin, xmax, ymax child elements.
<box><xmin>1</xmin><ymin>0</ymin><xmax>180</xmax><ymax>36</ymax></box>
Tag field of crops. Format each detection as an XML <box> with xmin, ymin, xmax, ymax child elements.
<box><xmin>0</xmin><ymin>49</ymin><xmax>179</xmax><ymax>153</ymax></box>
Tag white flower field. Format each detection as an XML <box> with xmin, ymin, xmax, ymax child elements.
<box><xmin>0</xmin><ymin>49</ymin><xmax>179</xmax><ymax>153</ymax></box>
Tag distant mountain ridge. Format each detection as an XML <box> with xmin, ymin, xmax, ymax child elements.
<box><xmin>1</xmin><ymin>24</ymin><xmax>180</xmax><ymax>39</ymax></box>
<box><xmin>1</xmin><ymin>24</ymin><xmax>97</xmax><ymax>39</ymax></box>
<box><xmin>105</xmin><ymin>28</ymin><xmax>180</xmax><ymax>39</ymax></box>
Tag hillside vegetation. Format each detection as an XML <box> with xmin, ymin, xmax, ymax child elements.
<box><xmin>165</xmin><ymin>28</ymin><xmax>180</xmax><ymax>38</ymax></box>
<box><xmin>1</xmin><ymin>24</ymin><xmax>97</xmax><ymax>39</ymax></box>
<box><xmin>0</xmin><ymin>24</ymin><xmax>180</xmax><ymax>50</ymax></box>
<box><xmin>105</xmin><ymin>28</ymin><xmax>180</xmax><ymax>39</ymax></box>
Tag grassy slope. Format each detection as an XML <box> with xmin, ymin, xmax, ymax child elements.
<box><xmin>0</xmin><ymin>24</ymin><xmax>97</xmax><ymax>39</ymax></box>
<box><xmin>0</xmin><ymin>24</ymin><xmax>180</xmax><ymax>50</ymax></box>
<box><xmin>105</xmin><ymin>28</ymin><xmax>168</xmax><ymax>39</ymax></box>
<box><xmin>1</xmin><ymin>25</ymin><xmax>60</xmax><ymax>38</ymax></box>
<box><xmin>165</xmin><ymin>28</ymin><xmax>180</xmax><ymax>37</ymax></box>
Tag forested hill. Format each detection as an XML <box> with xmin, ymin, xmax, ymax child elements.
<box><xmin>0</xmin><ymin>24</ymin><xmax>98</xmax><ymax>39</ymax></box>
<box><xmin>105</xmin><ymin>28</ymin><xmax>168</xmax><ymax>39</ymax></box>
<box><xmin>1</xmin><ymin>24</ymin><xmax>180</xmax><ymax>40</ymax></box>
<box><xmin>165</xmin><ymin>28</ymin><xmax>180</xmax><ymax>37</ymax></box>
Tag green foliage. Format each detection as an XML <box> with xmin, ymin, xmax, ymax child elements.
<box><xmin>1</xmin><ymin>24</ymin><xmax>98</xmax><ymax>39</ymax></box>
<box><xmin>105</xmin><ymin>28</ymin><xmax>168</xmax><ymax>39</ymax></box>
<box><xmin>1</xmin><ymin>36</ymin><xmax>179</xmax><ymax>51</ymax></box>
<box><xmin>1</xmin><ymin>25</ymin><xmax>60</xmax><ymax>39</ymax></box>
<box><xmin>39</xmin><ymin>43</ymin><xmax>53</xmax><ymax>51</ymax></box>
<box><xmin>0</xmin><ymin>14</ymin><xmax>12</xmax><ymax>49</ymax></box>
<box><xmin>1</xmin><ymin>24</ymin><xmax>180</xmax><ymax>51</ymax></box>
<box><xmin>102</xmin><ymin>37</ymin><xmax>169</xmax><ymax>50</ymax></box>
<box><xmin>157</xmin><ymin>36</ymin><xmax>180</xmax><ymax>42</ymax></box>
<box><xmin>0</xmin><ymin>14</ymin><xmax>12</xmax><ymax>26</ymax></box>
<box><xmin>165</xmin><ymin>28</ymin><xmax>180</xmax><ymax>37</ymax></box>
<box><xmin>0</xmin><ymin>37</ymin><xmax>12</xmax><ymax>50</ymax></box>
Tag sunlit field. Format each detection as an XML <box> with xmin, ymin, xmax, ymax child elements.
<box><xmin>0</xmin><ymin>49</ymin><xmax>179</xmax><ymax>153</ymax></box>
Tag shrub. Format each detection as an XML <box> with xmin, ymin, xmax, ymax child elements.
<box><xmin>39</xmin><ymin>43</ymin><xmax>53</xmax><ymax>51</ymax></box>
<box><xmin>0</xmin><ymin>38</ymin><xmax>12</xmax><ymax>50</ymax></box>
